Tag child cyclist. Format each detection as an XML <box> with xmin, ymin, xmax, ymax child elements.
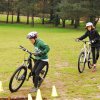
<box><xmin>76</xmin><ymin>22</ymin><xmax>100</xmax><ymax>72</ymax></box>
<box><xmin>27</xmin><ymin>32</ymin><xmax>50</xmax><ymax>92</ymax></box>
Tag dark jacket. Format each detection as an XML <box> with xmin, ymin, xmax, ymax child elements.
<box><xmin>79</xmin><ymin>29</ymin><xmax>100</xmax><ymax>47</ymax></box>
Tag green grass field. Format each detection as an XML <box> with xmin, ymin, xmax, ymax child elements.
<box><xmin>0</xmin><ymin>23</ymin><xmax>100</xmax><ymax>100</ymax></box>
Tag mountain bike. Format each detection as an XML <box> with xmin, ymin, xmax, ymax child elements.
<box><xmin>9</xmin><ymin>46</ymin><xmax>49</xmax><ymax>92</ymax></box>
<box><xmin>77</xmin><ymin>40</ymin><xmax>93</xmax><ymax>73</ymax></box>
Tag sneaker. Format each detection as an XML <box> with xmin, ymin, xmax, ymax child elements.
<box><xmin>92</xmin><ymin>66</ymin><xmax>96</xmax><ymax>72</ymax></box>
<box><xmin>30</xmin><ymin>87</ymin><xmax>38</xmax><ymax>93</ymax></box>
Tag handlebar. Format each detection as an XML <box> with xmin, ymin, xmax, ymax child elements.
<box><xmin>75</xmin><ymin>39</ymin><xmax>91</xmax><ymax>44</ymax></box>
<box><xmin>19</xmin><ymin>45</ymin><xmax>32</xmax><ymax>55</ymax></box>
<box><xmin>80</xmin><ymin>40</ymin><xmax>90</xmax><ymax>43</ymax></box>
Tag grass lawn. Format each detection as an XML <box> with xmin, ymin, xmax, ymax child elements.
<box><xmin>0</xmin><ymin>23</ymin><xmax>100</xmax><ymax>100</ymax></box>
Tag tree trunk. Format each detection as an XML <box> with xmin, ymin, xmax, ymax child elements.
<box><xmin>6</xmin><ymin>0</ymin><xmax>9</xmax><ymax>23</ymax></box>
<box><xmin>50</xmin><ymin>9</ymin><xmax>54</xmax><ymax>22</ymax></box>
<box><xmin>62</xmin><ymin>19</ymin><xmax>65</xmax><ymax>28</ymax></box>
<box><xmin>49</xmin><ymin>0</ymin><xmax>54</xmax><ymax>23</ymax></box>
<box><xmin>6</xmin><ymin>12</ymin><xmax>9</xmax><ymax>23</ymax></box>
<box><xmin>55</xmin><ymin>15</ymin><xmax>60</xmax><ymax>27</ymax></box>
<box><xmin>31</xmin><ymin>14</ymin><xmax>34</xmax><ymax>26</ymax></box>
<box><xmin>27</xmin><ymin>12</ymin><xmax>29</xmax><ymax>24</ymax></box>
<box><xmin>16</xmin><ymin>9</ymin><xmax>20</xmax><ymax>23</ymax></box>
<box><xmin>11</xmin><ymin>11</ymin><xmax>14</xmax><ymax>23</ymax></box>
<box><xmin>71</xmin><ymin>19</ymin><xmax>74</xmax><ymax>26</ymax></box>
<box><xmin>74</xmin><ymin>20</ymin><xmax>78</xmax><ymax>28</ymax></box>
<box><xmin>77</xmin><ymin>19</ymin><xmax>80</xmax><ymax>26</ymax></box>
<box><xmin>42</xmin><ymin>17</ymin><xmax>44</xmax><ymax>24</ymax></box>
<box><xmin>74</xmin><ymin>18</ymin><xmax>80</xmax><ymax>28</ymax></box>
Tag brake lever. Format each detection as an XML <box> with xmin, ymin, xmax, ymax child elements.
<box><xmin>19</xmin><ymin>45</ymin><xmax>22</xmax><ymax>49</ymax></box>
<box><xmin>19</xmin><ymin>45</ymin><xmax>24</xmax><ymax>48</ymax></box>
<box><xmin>19</xmin><ymin>45</ymin><xmax>26</xmax><ymax>50</ymax></box>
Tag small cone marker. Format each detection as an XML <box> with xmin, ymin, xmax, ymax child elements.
<box><xmin>51</xmin><ymin>85</ymin><xmax>58</xmax><ymax>97</ymax></box>
<box><xmin>36</xmin><ymin>89</ymin><xmax>42</xmax><ymax>100</ymax></box>
<box><xmin>0</xmin><ymin>81</ymin><xmax>4</xmax><ymax>92</ymax></box>
<box><xmin>28</xmin><ymin>94</ymin><xmax>33</xmax><ymax>100</ymax></box>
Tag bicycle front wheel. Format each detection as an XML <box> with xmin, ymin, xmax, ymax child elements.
<box><xmin>78</xmin><ymin>52</ymin><xmax>86</xmax><ymax>73</ymax></box>
<box><xmin>9</xmin><ymin>66</ymin><xmax>27</xmax><ymax>92</ymax></box>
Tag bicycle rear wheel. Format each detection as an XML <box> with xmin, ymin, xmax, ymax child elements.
<box><xmin>38</xmin><ymin>63</ymin><xmax>49</xmax><ymax>87</ymax></box>
<box><xmin>78</xmin><ymin>52</ymin><xmax>86</xmax><ymax>73</ymax></box>
<box><xmin>9</xmin><ymin>66</ymin><xmax>27</xmax><ymax>92</ymax></box>
<box><xmin>33</xmin><ymin>63</ymin><xmax>49</xmax><ymax>87</ymax></box>
<box><xmin>88</xmin><ymin>52</ymin><xmax>93</xmax><ymax>69</ymax></box>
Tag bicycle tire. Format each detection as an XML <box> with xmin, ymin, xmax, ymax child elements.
<box><xmin>78</xmin><ymin>52</ymin><xmax>86</xmax><ymax>73</ymax></box>
<box><xmin>38</xmin><ymin>63</ymin><xmax>49</xmax><ymax>87</ymax></box>
<box><xmin>9</xmin><ymin>66</ymin><xmax>27</xmax><ymax>92</ymax></box>
<box><xmin>33</xmin><ymin>63</ymin><xmax>49</xmax><ymax>88</ymax></box>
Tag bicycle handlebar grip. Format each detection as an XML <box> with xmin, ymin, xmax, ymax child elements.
<box><xmin>19</xmin><ymin>45</ymin><xmax>24</xmax><ymax>48</ymax></box>
<box><xmin>19</xmin><ymin>45</ymin><xmax>32</xmax><ymax>55</ymax></box>
<box><xmin>19</xmin><ymin>45</ymin><xmax>26</xmax><ymax>51</ymax></box>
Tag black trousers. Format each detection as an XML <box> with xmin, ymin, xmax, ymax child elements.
<box><xmin>91</xmin><ymin>47</ymin><xmax>100</xmax><ymax>64</ymax></box>
<box><xmin>32</xmin><ymin>59</ymin><xmax>48</xmax><ymax>88</ymax></box>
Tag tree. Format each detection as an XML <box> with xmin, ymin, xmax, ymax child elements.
<box><xmin>10</xmin><ymin>0</ymin><xmax>16</xmax><ymax>23</ymax></box>
<box><xmin>49</xmin><ymin>0</ymin><xmax>60</xmax><ymax>25</ymax></box>
<box><xmin>88</xmin><ymin>0</ymin><xmax>100</xmax><ymax>26</ymax></box>
<box><xmin>57</xmin><ymin>0</ymin><xmax>89</xmax><ymax>28</ymax></box>
<box><xmin>30</xmin><ymin>0</ymin><xmax>37</xmax><ymax>26</ymax></box>
<box><xmin>0</xmin><ymin>0</ymin><xmax>99</xmax><ymax>28</ymax></box>
<box><xmin>6</xmin><ymin>0</ymin><xmax>10</xmax><ymax>23</ymax></box>
<box><xmin>0</xmin><ymin>0</ymin><xmax>6</xmax><ymax>13</ymax></box>
<box><xmin>15</xmin><ymin>0</ymin><xmax>23</xmax><ymax>23</ymax></box>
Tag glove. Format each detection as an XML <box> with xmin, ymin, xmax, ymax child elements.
<box><xmin>34</xmin><ymin>52</ymin><xmax>43</xmax><ymax>56</ymax></box>
<box><xmin>75</xmin><ymin>38</ymin><xmax>80</xmax><ymax>42</ymax></box>
<box><xmin>91</xmin><ymin>40</ymin><xmax>96</xmax><ymax>43</ymax></box>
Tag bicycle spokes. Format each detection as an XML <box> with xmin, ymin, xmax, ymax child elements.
<box><xmin>12</xmin><ymin>69</ymin><xmax>25</xmax><ymax>90</ymax></box>
<box><xmin>78</xmin><ymin>52</ymin><xmax>86</xmax><ymax>73</ymax></box>
<box><xmin>39</xmin><ymin>69</ymin><xmax>46</xmax><ymax>79</ymax></box>
<box><xmin>38</xmin><ymin>64</ymin><xmax>48</xmax><ymax>87</ymax></box>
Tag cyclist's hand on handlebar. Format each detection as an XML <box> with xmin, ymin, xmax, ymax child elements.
<box><xmin>33</xmin><ymin>52</ymin><xmax>42</xmax><ymax>56</ymax></box>
<box><xmin>19</xmin><ymin>46</ymin><xmax>26</xmax><ymax>51</ymax></box>
<box><xmin>91</xmin><ymin>40</ymin><xmax>94</xmax><ymax>43</ymax></box>
<box><xmin>75</xmin><ymin>38</ymin><xmax>80</xmax><ymax>42</ymax></box>
<box><xmin>19</xmin><ymin>45</ymin><xmax>23</xmax><ymax>49</ymax></box>
<box><xmin>91</xmin><ymin>40</ymin><xmax>96</xmax><ymax>43</ymax></box>
<box><xmin>19</xmin><ymin>45</ymin><xmax>25</xmax><ymax>50</ymax></box>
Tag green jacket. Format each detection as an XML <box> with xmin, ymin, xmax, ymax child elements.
<box><xmin>34</xmin><ymin>38</ymin><xmax>50</xmax><ymax>60</ymax></box>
